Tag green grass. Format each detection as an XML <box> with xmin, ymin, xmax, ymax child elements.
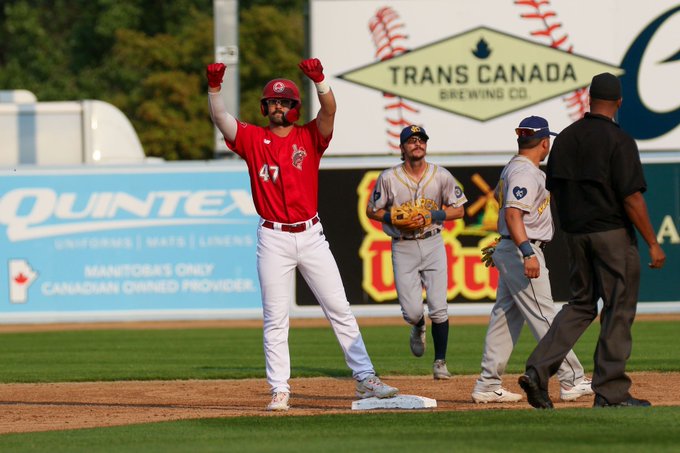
<box><xmin>0</xmin><ymin>319</ymin><xmax>678</xmax><ymax>452</ymax></box>
<box><xmin>0</xmin><ymin>321</ymin><xmax>677</xmax><ymax>382</ymax></box>
<box><xmin>0</xmin><ymin>408</ymin><xmax>679</xmax><ymax>452</ymax></box>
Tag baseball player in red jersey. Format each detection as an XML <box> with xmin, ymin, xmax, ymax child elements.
<box><xmin>206</xmin><ymin>59</ymin><xmax>398</xmax><ymax>411</ymax></box>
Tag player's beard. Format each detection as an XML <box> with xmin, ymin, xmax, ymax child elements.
<box><xmin>407</xmin><ymin>147</ymin><xmax>426</xmax><ymax>162</ymax></box>
<box><xmin>269</xmin><ymin>110</ymin><xmax>291</xmax><ymax>126</ymax></box>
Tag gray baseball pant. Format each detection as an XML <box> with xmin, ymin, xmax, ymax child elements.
<box><xmin>391</xmin><ymin>233</ymin><xmax>448</xmax><ymax>325</ymax></box>
<box><xmin>474</xmin><ymin>240</ymin><xmax>585</xmax><ymax>393</ymax></box>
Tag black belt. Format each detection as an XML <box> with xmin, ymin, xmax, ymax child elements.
<box><xmin>261</xmin><ymin>216</ymin><xmax>319</xmax><ymax>233</ymax></box>
<box><xmin>500</xmin><ymin>235</ymin><xmax>548</xmax><ymax>250</ymax></box>
<box><xmin>394</xmin><ymin>229</ymin><xmax>441</xmax><ymax>241</ymax></box>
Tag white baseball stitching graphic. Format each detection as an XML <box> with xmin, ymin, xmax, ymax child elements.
<box><xmin>515</xmin><ymin>0</ymin><xmax>589</xmax><ymax>120</ymax></box>
<box><xmin>369</xmin><ymin>7</ymin><xmax>420</xmax><ymax>152</ymax></box>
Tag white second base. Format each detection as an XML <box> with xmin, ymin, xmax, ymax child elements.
<box><xmin>351</xmin><ymin>394</ymin><xmax>437</xmax><ymax>410</ymax></box>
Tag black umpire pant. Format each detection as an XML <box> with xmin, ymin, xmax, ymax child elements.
<box><xmin>526</xmin><ymin>228</ymin><xmax>641</xmax><ymax>404</ymax></box>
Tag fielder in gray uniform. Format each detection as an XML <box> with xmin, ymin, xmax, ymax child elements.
<box><xmin>366</xmin><ymin>125</ymin><xmax>467</xmax><ymax>379</ymax></box>
<box><xmin>471</xmin><ymin>116</ymin><xmax>594</xmax><ymax>403</ymax></box>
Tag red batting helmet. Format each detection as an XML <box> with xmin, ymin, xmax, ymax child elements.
<box><xmin>260</xmin><ymin>78</ymin><xmax>301</xmax><ymax>117</ymax></box>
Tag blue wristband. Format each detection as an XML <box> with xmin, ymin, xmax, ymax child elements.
<box><xmin>382</xmin><ymin>212</ymin><xmax>392</xmax><ymax>225</ymax></box>
<box><xmin>430</xmin><ymin>210</ymin><xmax>446</xmax><ymax>222</ymax></box>
<box><xmin>519</xmin><ymin>240</ymin><xmax>534</xmax><ymax>257</ymax></box>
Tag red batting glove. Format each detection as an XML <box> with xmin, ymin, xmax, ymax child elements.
<box><xmin>298</xmin><ymin>58</ymin><xmax>325</xmax><ymax>83</ymax></box>
<box><xmin>206</xmin><ymin>63</ymin><xmax>226</xmax><ymax>88</ymax></box>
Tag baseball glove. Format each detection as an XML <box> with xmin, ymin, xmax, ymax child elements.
<box><xmin>390</xmin><ymin>204</ymin><xmax>432</xmax><ymax>232</ymax></box>
<box><xmin>481</xmin><ymin>237</ymin><xmax>500</xmax><ymax>268</ymax></box>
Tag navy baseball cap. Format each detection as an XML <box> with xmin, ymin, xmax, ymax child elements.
<box><xmin>400</xmin><ymin>125</ymin><xmax>429</xmax><ymax>144</ymax></box>
<box><xmin>515</xmin><ymin>116</ymin><xmax>558</xmax><ymax>138</ymax></box>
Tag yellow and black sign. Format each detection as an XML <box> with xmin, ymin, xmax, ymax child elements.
<box><xmin>294</xmin><ymin>167</ymin><xmax>576</xmax><ymax>306</ymax></box>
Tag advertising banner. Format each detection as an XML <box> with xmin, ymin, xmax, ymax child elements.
<box><xmin>297</xmin><ymin>163</ymin><xmax>680</xmax><ymax>306</ymax></box>
<box><xmin>638</xmin><ymin>163</ymin><xmax>680</xmax><ymax>301</ymax></box>
<box><xmin>309</xmin><ymin>0</ymin><xmax>680</xmax><ymax>156</ymax></box>
<box><xmin>2</xmin><ymin>162</ymin><xmax>676</xmax><ymax>322</ymax></box>
<box><xmin>0</xmin><ymin>164</ymin><xmax>262</xmax><ymax>320</ymax></box>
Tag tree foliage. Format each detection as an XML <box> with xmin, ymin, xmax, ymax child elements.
<box><xmin>238</xmin><ymin>5</ymin><xmax>304</xmax><ymax>127</ymax></box>
<box><xmin>0</xmin><ymin>0</ymin><xmax>306</xmax><ymax>160</ymax></box>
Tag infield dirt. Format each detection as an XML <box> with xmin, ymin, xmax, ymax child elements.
<box><xmin>0</xmin><ymin>315</ymin><xmax>678</xmax><ymax>434</ymax></box>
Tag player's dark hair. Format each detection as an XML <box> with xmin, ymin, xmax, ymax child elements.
<box><xmin>517</xmin><ymin>137</ymin><xmax>545</xmax><ymax>149</ymax></box>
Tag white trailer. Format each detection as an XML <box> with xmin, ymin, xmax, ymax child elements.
<box><xmin>1</xmin><ymin>91</ymin><xmax>147</xmax><ymax>166</ymax></box>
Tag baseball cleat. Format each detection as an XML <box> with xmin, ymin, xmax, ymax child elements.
<box><xmin>471</xmin><ymin>388</ymin><xmax>523</xmax><ymax>403</ymax></box>
<box><xmin>410</xmin><ymin>324</ymin><xmax>426</xmax><ymax>357</ymax></box>
<box><xmin>593</xmin><ymin>394</ymin><xmax>651</xmax><ymax>407</ymax></box>
<box><xmin>560</xmin><ymin>377</ymin><xmax>594</xmax><ymax>401</ymax></box>
<box><xmin>518</xmin><ymin>370</ymin><xmax>554</xmax><ymax>409</ymax></box>
<box><xmin>266</xmin><ymin>392</ymin><xmax>290</xmax><ymax>411</ymax></box>
<box><xmin>356</xmin><ymin>375</ymin><xmax>399</xmax><ymax>399</ymax></box>
<box><xmin>433</xmin><ymin>359</ymin><xmax>452</xmax><ymax>380</ymax></box>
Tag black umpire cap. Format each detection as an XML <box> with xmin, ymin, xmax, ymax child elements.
<box><xmin>589</xmin><ymin>72</ymin><xmax>622</xmax><ymax>100</ymax></box>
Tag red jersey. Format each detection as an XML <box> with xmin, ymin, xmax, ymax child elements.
<box><xmin>226</xmin><ymin>120</ymin><xmax>331</xmax><ymax>223</ymax></box>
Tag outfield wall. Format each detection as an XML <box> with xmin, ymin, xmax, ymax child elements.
<box><xmin>1</xmin><ymin>158</ymin><xmax>678</xmax><ymax>324</ymax></box>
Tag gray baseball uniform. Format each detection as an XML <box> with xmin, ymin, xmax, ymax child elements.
<box><xmin>369</xmin><ymin>163</ymin><xmax>467</xmax><ymax>324</ymax></box>
<box><xmin>473</xmin><ymin>155</ymin><xmax>586</xmax><ymax>393</ymax></box>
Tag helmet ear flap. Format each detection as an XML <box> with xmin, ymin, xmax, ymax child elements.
<box><xmin>284</xmin><ymin>104</ymin><xmax>301</xmax><ymax>123</ymax></box>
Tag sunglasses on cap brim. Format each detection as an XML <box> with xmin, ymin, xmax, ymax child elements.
<box><xmin>515</xmin><ymin>127</ymin><xmax>550</xmax><ymax>138</ymax></box>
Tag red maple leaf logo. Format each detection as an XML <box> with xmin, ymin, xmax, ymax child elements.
<box><xmin>14</xmin><ymin>273</ymin><xmax>29</xmax><ymax>285</ymax></box>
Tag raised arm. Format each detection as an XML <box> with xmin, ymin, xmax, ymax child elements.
<box><xmin>299</xmin><ymin>58</ymin><xmax>336</xmax><ymax>138</ymax></box>
<box><xmin>206</xmin><ymin>63</ymin><xmax>238</xmax><ymax>143</ymax></box>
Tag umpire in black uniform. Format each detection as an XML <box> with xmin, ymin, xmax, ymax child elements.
<box><xmin>518</xmin><ymin>72</ymin><xmax>666</xmax><ymax>409</ymax></box>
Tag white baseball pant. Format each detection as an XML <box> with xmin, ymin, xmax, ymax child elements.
<box><xmin>256</xmin><ymin>220</ymin><xmax>376</xmax><ymax>394</ymax></box>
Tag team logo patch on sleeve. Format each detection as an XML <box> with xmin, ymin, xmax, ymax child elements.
<box><xmin>373</xmin><ymin>191</ymin><xmax>381</xmax><ymax>202</ymax></box>
<box><xmin>455</xmin><ymin>186</ymin><xmax>463</xmax><ymax>198</ymax></box>
<box><xmin>512</xmin><ymin>186</ymin><xmax>528</xmax><ymax>199</ymax></box>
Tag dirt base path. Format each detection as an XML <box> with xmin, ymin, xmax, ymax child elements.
<box><xmin>0</xmin><ymin>371</ymin><xmax>678</xmax><ymax>434</ymax></box>
<box><xmin>1</xmin><ymin>314</ymin><xmax>678</xmax><ymax>434</ymax></box>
